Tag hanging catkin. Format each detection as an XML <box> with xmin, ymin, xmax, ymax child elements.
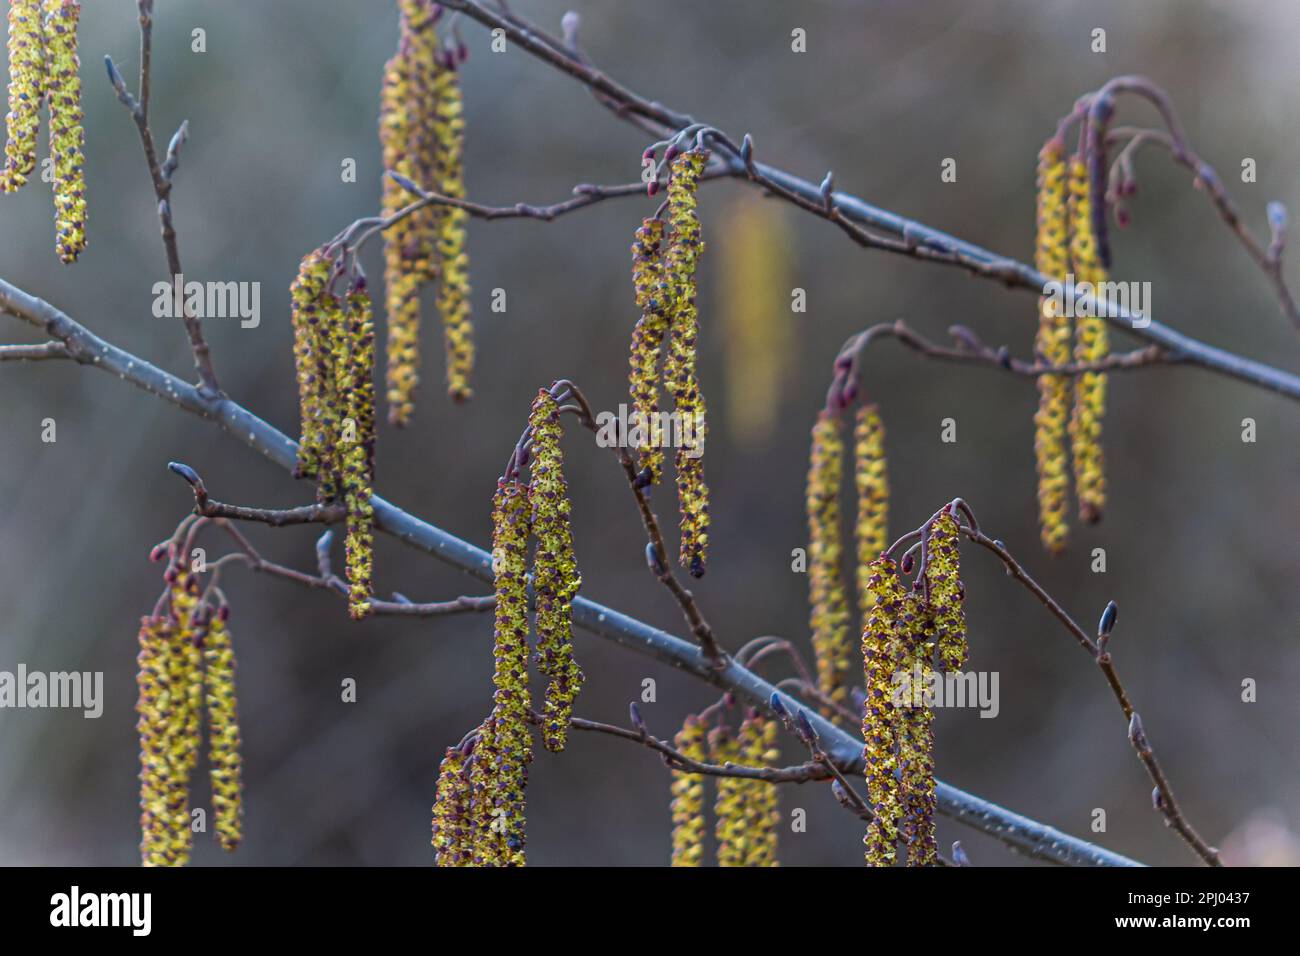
<box><xmin>807</xmin><ymin>413</ymin><xmax>852</xmax><ymax>715</ymax></box>
<box><xmin>853</xmin><ymin>404</ymin><xmax>889</xmax><ymax>619</ymax></box>
<box><xmin>43</xmin><ymin>0</ymin><xmax>84</xmax><ymax>262</ymax></box>
<box><xmin>1067</xmin><ymin>153</ymin><xmax>1108</xmax><ymax>524</ymax></box>
<box><xmin>1034</xmin><ymin>138</ymin><xmax>1072</xmax><ymax>552</ymax></box>
<box><xmin>1</xmin><ymin>0</ymin><xmax>43</xmax><ymax>192</ymax></box>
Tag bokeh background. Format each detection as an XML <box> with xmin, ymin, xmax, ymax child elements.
<box><xmin>2</xmin><ymin>0</ymin><xmax>1298</xmax><ymax>867</ymax></box>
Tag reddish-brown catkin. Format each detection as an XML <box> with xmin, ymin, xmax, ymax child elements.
<box><xmin>663</xmin><ymin>147</ymin><xmax>710</xmax><ymax>576</ymax></box>
<box><xmin>1067</xmin><ymin>154</ymin><xmax>1108</xmax><ymax>524</ymax></box>
<box><xmin>628</xmin><ymin>217</ymin><xmax>670</xmax><ymax>484</ymax></box>
<box><xmin>528</xmin><ymin>391</ymin><xmax>583</xmax><ymax>752</ymax></box>
<box><xmin>807</xmin><ymin>413</ymin><xmax>853</xmax><ymax>715</ymax></box>
<box><xmin>1034</xmin><ymin>138</ymin><xmax>1072</xmax><ymax>553</ymax></box>
<box><xmin>1</xmin><ymin>0</ymin><xmax>43</xmax><ymax>193</ymax></box>
<box><xmin>669</xmin><ymin>714</ymin><xmax>707</xmax><ymax>867</ymax></box>
<box><xmin>854</xmin><ymin>404</ymin><xmax>889</xmax><ymax>619</ymax></box>
<box><xmin>861</xmin><ymin>556</ymin><xmax>907</xmax><ymax>866</ymax></box>
<box><xmin>42</xmin><ymin>0</ymin><xmax>85</xmax><ymax>263</ymax></box>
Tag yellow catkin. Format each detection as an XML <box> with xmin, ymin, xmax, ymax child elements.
<box><xmin>807</xmin><ymin>413</ymin><xmax>852</xmax><ymax>715</ymax></box>
<box><xmin>669</xmin><ymin>714</ymin><xmax>707</xmax><ymax>867</ymax></box>
<box><xmin>738</xmin><ymin>712</ymin><xmax>780</xmax><ymax>867</ymax></box>
<box><xmin>290</xmin><ymin>250</ymin><xmax>333</xmax><ymax>481</ymax></box>
<box><xmin>379</xmin><ymin>2</ymin><xmax>438</xmax><ymax>425</ymax></box>
<box><xmin>339</xmin><ymin>283</ymin><xmax>376</xmax><ymax>619</ymax></box>
<box><xmin>925</xmin><ymin>510</ymin><xmax>968</xmax><ymax>671</ymax></box>
<box><xmin>718</xmin><ymin>194</ymin><xmax>793</xmax><ymax>447</ymax></box>
<box><xmin>663</xmin><ymin>147</ymin><xmax>710</xmax><ymax>576</ymax></box>
<box><xmin>1034</xmin><ymin>139</ymin><xmax>1072</xmax><ymax>553</ymax></box>
<box><xmin>472</xmin><ymin>480</ymin><xmax>533</xmax><ymax>866</ymax></box>
<box><xmin>528</xmin><ymin>390</ymin><xmax>583</xmax><ymax>752</ymax></box>
<box><xmin>853</xmin><ymin>404</ymin><xmax>889</xmax><ymax>619</ymax></box>
<box><xmin>861</xmin><ymin>556</ymin><xmax>907</xmax><ymax>866</ymax></box>
<box><xmin>432</xmin><ymin>745</ymin><xmax>472</xmax><ymax>866</ymax></box>
<box><xmin>432</xmin><ymin>58</ymin><xmax>473</xmax><ymax>403</ymax></box>
<box><xmin>1067</xmin><ymin>154</ymin><xmax>1108</xmax><ymax>524</ymax></box>
<box><xmin>203</xmin><ymin>607</ymin><xmax>243</xmax><ymax>852</ymax></box>
<box><xmin>136</xmin><ymin>614</ymin><xmax>174</xmax><ymax>866</ymax></box>
<box><xmin>628</xmin><ymin>217</ymin><xmax>670</xmax><ymax>484</ymax></box>
<box><xmin>709</xmin><ymin>726</ymin><xmax>746</xmax><ymax>867</ymax></box>
<box><xmin>43</xmin><ymin>0</ymin><xmax>85</xmax><ymax>262</ymax></box>
<box><xmin>314</xmin><ymin>290</ymin><xmax>347</xmax><ymax>504</ymax></box>
<box><xmin>898</xmin><ymin>592</ymin><xmax>938</xmax><ymax>867</ymax></box>
<box><xmin>2</xmin><ymin>0</ymin><xmax>43</xmax><ymax>192</ymax></box>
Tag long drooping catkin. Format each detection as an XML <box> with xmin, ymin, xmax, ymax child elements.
<box><xmin>628</xmin><ymin>217</ymin><xmax>670</xmax><ymax>485</ymax></box>
<box><xmin>807</xmin><ymin>413</ymin><xmax>852</xmax><ymax>714</ymax></box>
<box><xmin>861</xmin><ymin>556</ymin><xmax>907</xmax><ymax>866</ymax></box>
<box><xmin>898</xmin><ymin>591</ymin><xmax>937</xmax><ymax>867</ymax></box>
<box><xmin>924</xmin><ymin>511</ymin><xmax>968</xmax><ymax>672</ymax></box>
<box><xmin>432</xmin><ymin>56</ymin><xmax>473</xmax><ymax>403</ymax></box>
<box><xmin>854</xmin><ymin>404</ymin><xmax>889</xmax><ymax>619</ymax></box>
<box><xmin>43</xmin><ymin>0</ymin><xmax>84</xmax><ymax>263</ymax></box>
<box><xmin>1</xmin><ymin>0</ymin><xmax>43</xmax><ymax>192</ymax></box>
<box><xmin>339</xmin><ymin>282</ymin><xmax>376</xmax><ymax>619</ymax></box>
<box><xmin>1067</xmin><ymin>154</ymin><xmax>1108</xmax><ymax>524</ymax></box>
<box><xmin>1033</xmin><ymin>138</ymin><xmax>1071</xmax><ymax>553</ymax></box>
<box><xmin>204</xmin><ymin>606</ymin><xmax>243</xmax><ymax>852</ymax></box>
<box><xmin>669</xmin><ymin>714</ymin><xmax>707</xmax><ymax>867</ymax></box>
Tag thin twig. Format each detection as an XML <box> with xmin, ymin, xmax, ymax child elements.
<box><xmin>0</xmin><ymin>341</ymin><xmax>69</xmax><ymax>361</ymax></box>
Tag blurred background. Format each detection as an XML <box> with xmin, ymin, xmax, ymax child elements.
<box><xmin>2</xmin><ymin>0</ymin><xmax>1298</xmax><ymax>867</ymax></box>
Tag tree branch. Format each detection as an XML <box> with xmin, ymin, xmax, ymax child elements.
<box><xmin>0</xmin><ymin>278</ymin><xmax>1140</xmax><ymax>866</ymax></box>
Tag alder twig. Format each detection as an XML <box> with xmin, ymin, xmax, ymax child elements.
<box><xmin>168</xmin><ymin>461</ymin><xmax>344</xmax><ymax>527</ymax></box>
<box><xmin>103</xmin><ymin>1</ymin><xmax>219</xmax><ymax>396</ymax></box>
<box><xmin>0</xmin><ymin>342</ymin><xmax>69</xmax><ymax>361</ymax></box>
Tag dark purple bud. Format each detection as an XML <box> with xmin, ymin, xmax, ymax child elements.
<box><xmin>795</xmin><ymin>709</ymin><xmax>818</xmax><ymax>744</ymax></box>
<box><xmin>167</xmin><ymin>461</ymin><xmax>200</xmax><ymax>486</ymax></box>
<box><xmin>646</xmin><ymin>180</ymin><xmax>659</xmax><ymax>197</ymax></box>
<box><xmin>642</xmin><ymin>146</ymin><xmax>656</xmax><ymax>160</ymax></box>
<box><xmin>900</xmin><ymin>552</ymin><xmax>914</xmax><ymax>574</ymax></box>
<box><xmin>1128</xmin><ymin>711</ymin><xmax>1145</xmax><ymax>746</ymax></box>
<box><xmin>1115</xmin><ymin>205</ymin><xmax>1131</xmax><ymax>229</ymax></box>
<box><xmin>1098</xmin><ymin>600</ymin><xmax>1118</xmax><ymax>638</ymax></box>
<box><xmin>995</xmin><ymin>346</ymin><xmax>1012</xmax><ymax>368</ymax></box>
<box><xmin>149</xmin><ymin>543</ymin><xmax>167</xmax><ymax>563</ymax></box>
<box><xmin>1151</xmin><ymin>786</ymin><xmax>1165</xmax><ymax>811</ymax></box>
<box><xmin>217</xmin><ymin>604</ymin><xmax>231</xmax><ymax>622</ymax></box>
<box><xmin>768</xmin><ymin>693</ymin><xmax>787</xmax><ymax>719</ymax></box>
<box><xmin>386</xmin><ymin>170</ymin><xmax>422</xmax><ymax>196</ymax></box>
<box><xmin>1121</xmin><ymin>179</ymin><xmax>1138</xmax><ymax>197</ymax></box>
<box><xmin>952</xmin><ymin>841</ymin><xmax>971</xmax><ymax>866</ymax></box>
<box><xmin>457</xmin><ymin>42</ymin><xmax>469</xmax><ymax>63</ymax></box>
<box><xmin>645</xmin><ymin>541</ymin><xmax>665</xmax><ymax>576</ymax></box>
<box><xmin>663</xmin><ymin>144</ymin><xmax>678</xmax><ymax>163</ymax></box>
<box><xmin>629</xmin><ymin>702</ymin><xmax>647</xmax><ymax>735</ymax></box>
<box><xmin>163</xmin><ymin>566</ymin><xmax>179</xmax><ymax>584</ymax></box>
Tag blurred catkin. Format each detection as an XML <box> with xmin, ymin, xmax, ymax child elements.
<box><xmin>1067</xmin><ymin>154</ymin><xmax>1108</xmax><ymax>523</ymax></box>
<box><xmin>709</xmin><ymin>726</ymin><xmax>745</xmax><ymax>866</ymax></box>
<box><xmin>717</xmin><ymin>194</ymin><xmax>793</xmax><ymax>447</ymax></box>
<box><xmin>807</xmin><ymin>413</ymin><xmax>852</xmax><ymax>715</ymax></box>
<box><xmin>1034</xmin><ymin>138</ymin><xmax>1072</xmax><ymax>553</ymax></box>
<box><xmin>738</xmin><ymin>711</ymin><xmax>780</xmax><ymax>866</ymax></box>
<box><xmin>854</xmin><ymin>404</ymin><xmax>889</xmax><ymax>619</ymax></box>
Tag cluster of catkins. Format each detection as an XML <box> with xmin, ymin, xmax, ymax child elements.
<box><xmin>2</xmin><ymin>0</ymin><xmax>86</xmax><ymax>262</ymax></box>
<box><xmin>380</xmin><ymin>0</ymin><xmax>473</xmax><ymax>423</ymax></box>
<box><xmin>137</xmin><ymin>545</ymin><xmax>244</xmax><ymax>865</ymax></box>
<box><xmin>1033</xmin><ymin>135</ymin><xmax>1109</xmax><ymax>553</ymax></box>
<box><xmin>806</xmin><ymin>405</ymin><xmax>889</xmax><ymax>717</ymax></box>
<box><xmin>860</xmin><ymin>508</ymin><xmax>968</xmax><ymax>867</ymax></box>
<box><xmin>431</xmin><ymin>390</ymin><xmax>582</xmax><ymax>866</ymax></box>
<box><xmin>289</xmin><ymin>248</ymin><xmax>377</xmax><ymax>619</ymax></box>
<box><xmin>627</xmin><ymin>146</ymin><xmax>711</xmax><ymax>577</ymax></box>
<box><xmin>669</xmin><ymin>709</ymin><xmax>780</xmax><ymax>867</ymax></box>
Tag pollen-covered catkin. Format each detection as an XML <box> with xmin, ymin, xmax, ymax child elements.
<box><xmin>432</xmin><ymin>744</ymin><xmax>472</xmax><ymax>866</ymax></box>
<box><xmin>925</xmin><ymin>510</ymin><xmax>968</xmax><ymax>671</ymax></box>
<box><xmin>663</xmin><ymin>147</ymin><xmax>710</xmax><ymax>576</ymax></box>
<box><xmin>807</xmin><ymin>413</ymin><xmax>853</xmax><ymax>715</ymax></box>
<box><xmin>203</xmin><ymin>606</ymin><xmax>243</xmax><ymax>852</ymax></box>
<box><xmin>289</xmin><ymin>249</ymin><xmax>333</xmax><ymax>481</ymax></box>
<box><xmin>136</xmin><ymin>614</ymin><xmax>174</xmax><ymax>866</ymax></box>
<box><xmin>1034</xmin><ymin>138</ymin><xmax>1072</xmax><ymax>553</ymax></box>
<box><xmin>1067</xmin><ymin>154</ymin><xmax>1108</xmax><ymax>524</ymax></box>
<box><xmin>339</xmin><ymin>282</ymin><xmax>376</xmax><ymax>619</ymax></box>
<box><xmin>669</xmin><ymin>714</ymin><xmax>707</xmax><ymax>867</ymax></box>
<box><xmin>379</xmin><ymin>3</ymin><xmax>437</xmax><ymax>426</ymax></box>
<box><xmin>854</xmin><ymin>404</ymin><xmax>889</xmax><ymax>619</ymax></box>
<box><xmin>898</xmin><ymin>591</ymin><xmax>938</xmax><ymax>867</ymax></box>
<box><xmin>2</xmin><ymin>0</ymin><xmax>42</xmax><ymax>192</ymax></box>
<box><xmin>738</xmin><ymin>711</ymin><xmax>780</xmax><ymax>867</ymax></box>
<box><xmin>313</xmin><ymin>289</ymin><xmax>348</xmax><ymax>504</ymax></box>
<box><xmin>42</xmin><ymin>0</ymin><xmax>84</xmax><ymax>262</ymax></box>
<box><xmin>628</xmin><ymin>217</ymin><xmax>670</xmax><ymax>485</ymax></box>
<box><xmin>861</xmin><ymin>556</ymin><xmax>907</xmax><ymax>866</ymax></box>
<box><xmin>528</xmin><ymin>390</ymin><xmax>583</xmax><ymax>752</ymax></box>
<box><xmin>432</xmin><ymin>55</ymin><xmax>473</xmax><ymax>403</ymax></box>
<box><xmin>476</xmin><ymin>479</ymin><xmax>533</xmax><ymax>866</ymax></box>
<box><xmin>709</xmin><ymin>726</ymin><xmax>746</xmax><ymax>867</ymax></box>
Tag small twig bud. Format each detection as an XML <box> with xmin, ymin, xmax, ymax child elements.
<box><xmin>161</xmin><ymin>120</ymin><xmax>189</xmax><ymax>181</ymax></box>
<box><xmin>1152</xmin><ymin>786</ymin><xmax>1165</xmax><ymax>812</ymax></box>
<box><xmin>795</xmin><ymin>708</ymin><xmax>818</xmax><ymax>746</ymax></box>
<box><xmin>1128</xmin><ymin>711</ymin><xmax>1146</xmax><ymax>748</ymax></box>
<box><xmin>628</xmin><ymin>701</ymin><xmax>647</xmax><ymax>736</ymax></box>
<box><xmin>1097</xmin><ymin>600</ymin><xmax>1118</xmax><ymax>652</ymax></box>
<box><xmin>1267</xmin><ymin>201</ymin><xmax>1287</xmax><ymax>262</ymax></box>
<box><xmin>768</xmin><ymin>692</ymin><xmax>788</xmax><ymax>720</ymax></box>
<box><xmin>740</xmin><ymin>133</ymin><xmax>754</xmax><ymax>172</ymax></box>
<box><xmin>561</xmin><ymin>11</ymin><xmax>581</xmax><ymax>49</ymax></box>
<box><xmin>819</xmin><ymin>171</ymin><xmax>835</xmax><ymax>210</ymax></box>
<box><xmin>386</xmin><ymin>170</ymin><xmax>424</xmax><ymax>197</ymax></box>
<box><xmin>645</xmin><ymin>541</ymin><xmax>666</xmax><ymax>576</ymax></box>
<box><xmin>952</xmin><ymin>841</ymin><xmax>971</xmax><ymax>866</ymax></box>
